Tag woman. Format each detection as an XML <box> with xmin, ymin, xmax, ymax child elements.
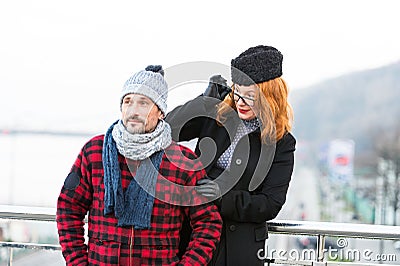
<box><xmin>166</xmin><ymin>45</ymin><xmax>296</xmax><ymax>265</ymax></box>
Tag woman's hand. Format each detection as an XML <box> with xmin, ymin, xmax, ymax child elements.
<box><xmin>196</xmin><ymin>178</ymin><xmax>221</xmax><ymax>199</ymax></box>
<box><xmin>203</xmin><ymin>75</ymin><xmax>231</xmax><ymax>100</ymax></box>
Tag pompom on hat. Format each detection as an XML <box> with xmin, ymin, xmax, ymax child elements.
<box><xmin>231</xmin><ymin>45</ymin><xmax>283</xmax><ymax>86</ymax></box>
<box><xmin>120</xmin><ymin>65</ymin><xmax>168</xmax><ymax>114</ymax></box>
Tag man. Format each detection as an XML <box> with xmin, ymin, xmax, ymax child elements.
<box><xmin>56</xmin><ymin>65</ymin><xmax>222</xmax><ymax>265</ymax></box>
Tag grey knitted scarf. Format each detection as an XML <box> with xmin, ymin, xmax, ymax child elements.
<box><xmin>112</xmin><ymin>119</ymin><xmax>171</xmax><ymax>161</ymax></box>
<box><xmin>103</xmin><ymin>120</ymin><xmax>171</xmax><ymax>228</ymax></box>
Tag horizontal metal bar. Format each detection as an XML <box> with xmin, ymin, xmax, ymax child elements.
<box><xmin>268</xmin><ymin>219</ymin><xmax>400</xmax><ymax>240</ymax></box>
<box><xmin>1</xmin><ymin>205</ymin><xmax>399</xmax><ymax>265</ymax></box>
<box><xmin>0</xmin><ymin>241</ymin><xmax>61</xmax><ymax>251</ymax></box>
<box><xmin>1</xmin><ymin>205</ymin><xmax>400</xmax><ymax>240</ymax></box>
<box><xmin>0</xmin><ymin>204</ymin><xmax>56</xmax><ymax>222</ymax></box>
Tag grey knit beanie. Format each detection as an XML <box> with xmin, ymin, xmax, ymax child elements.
<box><xmin>120</xmin><ymin>65</ymin><xmax>168</xmax><ymax>114</ymax></box>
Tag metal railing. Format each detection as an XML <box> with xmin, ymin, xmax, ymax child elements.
<box><xmin>1</xmin><ymin>205</ymin><xmax>399</xmax><ymax>265</ymax></box>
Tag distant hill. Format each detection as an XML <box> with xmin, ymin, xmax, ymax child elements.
<box><xmin>290</xmin><ymin>61</ymin><xmax>400</xmax><ymax>155</ymax></box>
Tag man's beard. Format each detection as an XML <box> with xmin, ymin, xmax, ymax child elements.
<box><xmin>124</xmin><ymin>115</ymin><xmax>146</xmax><ymax>134</ymax></box>
<box><xmin>128</xmin><ymin>125</ymin><xmax>145</xmax><ymax>134</ymax></box>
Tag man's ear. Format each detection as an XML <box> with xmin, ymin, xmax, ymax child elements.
<box><xmin>159</xmin><ymin>111</ymin><xmax>165</xmax><ymax>120</ymax></box>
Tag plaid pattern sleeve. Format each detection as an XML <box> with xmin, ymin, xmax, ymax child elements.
<box><xmin>56</xmin><ymin>137</ymin><xmax>100</xmax><ymax>266</ymax></box>
<box><xmin>161</xmin><ymin>144</ymin><xmax>223</xmax><ymax>265</ymax></box>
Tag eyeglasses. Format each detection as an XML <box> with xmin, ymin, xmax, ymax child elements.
<box><xmin>230</xmin><ymin>92</ymin><xmax>255</xmax><ymax>106</ymax></box>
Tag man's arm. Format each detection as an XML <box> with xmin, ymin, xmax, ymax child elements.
<box><xmin>56</xmin><ymin>147</ymin><xmax>93</xmax><ymax>266</ymax></box>
<box><xmin>178</xmin><ymin>164</ymin><xmax>222</xmax><ymax>266</ymax></box>
<box><xmin>179</xmin><ymin>201</ymin><xmax>222</xmax><ymax>265</ymax></box>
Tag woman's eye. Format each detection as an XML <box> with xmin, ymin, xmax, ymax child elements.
<box><xmin>246</xmin><ymin>94</ymin><xmax>255</xmax><ymax>99</ymax></box>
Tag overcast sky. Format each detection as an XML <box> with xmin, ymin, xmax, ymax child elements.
<box><xmin>1</xmin><ymin>0</ymin><xmax>400</xmax><ymax>133</ymax></box>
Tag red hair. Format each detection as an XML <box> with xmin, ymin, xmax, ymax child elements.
<box><xmin>216</xmin><ymin>77</ymin><xmax>293</xmax><ymax>143</ymax></box>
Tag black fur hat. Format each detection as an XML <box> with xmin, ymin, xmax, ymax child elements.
<box><xmin>231</xmin><ymin>45</ymin><xmax>283</xmax><ymax>85</ymax></box>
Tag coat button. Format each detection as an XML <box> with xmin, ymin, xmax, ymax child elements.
<box><xmin>229</xmin><ymin>225</ymin><xmax>236</xmax><ymax>231</ymax></box>
<box><xmin>235</xmin><ymin>158</ymin><xmax>242</xmax><ymax>165</ymax></box>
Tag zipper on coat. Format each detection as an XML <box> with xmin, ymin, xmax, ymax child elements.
<box><xmin>129</xmin><ymin>226</ymin><xmax>134</xmax><ymax>266</ymax></box>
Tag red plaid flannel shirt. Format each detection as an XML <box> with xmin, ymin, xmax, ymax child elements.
<box><xmin>57</xmin><ymin>135</ymin><xmax>222</xmax><ymax>265</ymax></box>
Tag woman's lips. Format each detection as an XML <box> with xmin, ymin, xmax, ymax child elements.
<box><xmin>238</xmin><ymin>108</ymin><xmax>249</xmax><ymax>114</ymax></box>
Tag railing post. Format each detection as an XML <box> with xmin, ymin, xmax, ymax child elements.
<box><xmin>7</xmin><ymin>247</ymin><xmax>13</xmax><ymax>266</ymax></box>
<box><xmin>316</xmin><ymin>234</ymin><xmax>325</xmax><ymax>262</ymax></box>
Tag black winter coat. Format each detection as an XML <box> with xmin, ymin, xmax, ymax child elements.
<box><xmin>166</xmin><ymin>96</ymin><xmax>296</xmax><ymax>266</ymax></box>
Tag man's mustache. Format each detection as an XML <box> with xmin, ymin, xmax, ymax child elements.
<box><xmin>126</xmin><ymin>115</ymin><xmax>145</xmax><ymax>124</ymax></box>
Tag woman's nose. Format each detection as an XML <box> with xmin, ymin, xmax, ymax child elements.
<box><xmin>237</xmin><ymin>97</ymin><xmax>247</xmax><ymax>106</ymax></box>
